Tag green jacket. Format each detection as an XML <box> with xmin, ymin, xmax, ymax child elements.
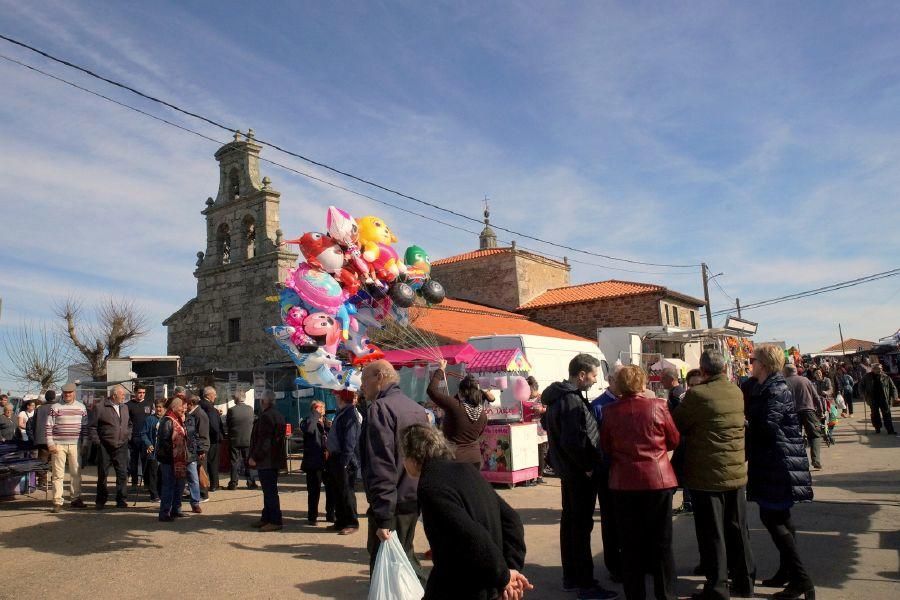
<box><xmin>861</xmin><ymin>372</ymin><xmax>898</xmax><ymax>405</ymax></box>
<box><xmin>672</xmin><ymin>374</ymin><xmax>747</xmax><ymax>492</ymax></box>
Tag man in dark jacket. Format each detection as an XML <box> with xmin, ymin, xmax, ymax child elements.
<box><xmin>185</xmin><ymin>396</ymin><xmax>210</xmax><ymax>511</ymax></box>
<box><xmin>327</xmin><ymin>390</ymin><xmax>362</xmax><ymax>534</ymax></box>
<box><xmin>200</xmin><ymin>386</ymin><xmax>225</xmax><ymax>492</ymax></box>
<box><xmin>359</xmin><ymin>360</ymin><xmax>429</xmax><ymax>581</ymax></box>
<box><xmin>126</xmin><ymin>385</ymin><xmax>154</xmax><ymax>493</ymax></box>
<box><xmin>300</xmin><ymin>401</ymin><xmax>332</xmax><ymax>524</ymax></box>
<box><xmin>674</xmin><ymin>350</ymin><xmax>755</xmax><ymax>599</ymax></box>
<box><xmin>226</xmin><ymin>394</ymin><xmax>257</xmax><ymax>489</ymax></box>
<box><xmin>861</xmin><ymin>362</ymin><xmax>898</xmax><ymax>434</ymax></box>
<box><xmin>32</xmin><ymin>390</ymin><xmax>57</xmax><ymax>485</ymax></box>
<box><xmin>542</xmin><ymin>354</ymin><xmax>617</xmax><ymax>600</ymax></box>
<box><xmin>784</xmin><ymin>363</ymin><xmax>824</xmax><ymax>470</ymax></box>
<box><xmin>248</xmin><ymin>389</ymin><xmax>286</xmax><ymax>532</ymax></box>
<box><xmin>89</xmin><ymin>385</ymin><xmax>132</xmax><ymax>508</ymax></box>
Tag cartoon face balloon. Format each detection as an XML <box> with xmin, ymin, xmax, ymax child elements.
<box><xmin>326</xmin><ymin>206</ymin><xmax>359</xmax><ymax>246</ymax></box>
<box><xmin>303</xmin><ymin>312</ymin><xmax>342</xmax><ymax>355</ymax></box>
<box><xmin>357</xmin><ymin>216</ymin><xmax>398</xmax><ymax>262</ymax></box>
<box><xmin>288</xmin><ymin>263</ymin><xmax>346</xmax><ymax>313</ymax></box>
<box><xmin>404</xmin><ymin>245</ymin><xmax>431</xmax><ymax>275</ymax></box>
<box><xmin>298</xmin><ymin>232</ymin><xmax>345</xmax><ymax>273</ymax></box>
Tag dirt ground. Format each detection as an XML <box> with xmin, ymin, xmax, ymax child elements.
<box><xmin>1</xmin><ymin>408</ymin><xmax>898</xmax><ymax>600</ymax></box>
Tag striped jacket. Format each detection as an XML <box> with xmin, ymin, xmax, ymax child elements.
<box><xmin>46</xmin><ymin>401</ymin><xmax>88</xmax><ymax>446</ymax></box>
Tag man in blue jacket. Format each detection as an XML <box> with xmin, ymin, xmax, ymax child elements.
<box><xmin>359</xmin><ymin>360</ymin><xmax>429</xmax><ymax>582</ymax></box>
<box><xmin>327</xmin><ymin>390</ymin><xmax>361</xmax><ymax>535</ymax></box>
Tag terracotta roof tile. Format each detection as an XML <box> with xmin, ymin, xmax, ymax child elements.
<box><xmin>518</xmin><ymin>279</ymin><xmax>667</xmax><ymax>309</ymax></box>
<box><xmin>819</xmin><ymin>339</ymin><xmax>876</xmax><ymax>353</ymax></box>
<box><xmin>431</xmin><ymin>248</ymin><xmax>512</xmax><ymax>266</ymax></box>
<box><xmin>410</xmin><ymin>298</ymin><xmax>591</xmax><ymax>344</ymax></box>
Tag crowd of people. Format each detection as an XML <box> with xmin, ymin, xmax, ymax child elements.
<box><xmin>3</xmin><ymin>346</ymin><xmax>897</xmax><ymax>600</ymax></box>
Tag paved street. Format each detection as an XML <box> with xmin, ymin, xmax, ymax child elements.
<box><xmin>1</xmin><ymin>408</ymin><xmax>898</xmax><ymax>600</ymax></box>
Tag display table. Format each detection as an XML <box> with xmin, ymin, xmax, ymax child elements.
<box><xmin>480</xmin><ymin>422</ymin><xmax>539</xmax><ymax>487</ymax></box>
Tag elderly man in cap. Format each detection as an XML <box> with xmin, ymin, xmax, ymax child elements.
<box><xmin>46</xmin><ymin>383</ymin><xmax>89</xmax><ymax>512</ymax></box>
<box><xmin>89</xmin><ymin>385</ymin><xmax>132</xmax><ymax>508</ymax></box>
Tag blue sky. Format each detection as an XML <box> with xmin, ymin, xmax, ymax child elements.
<box><xmin>1</xmin><ymin>1</ymin><xmax>899</xmax><ymax>393</ymax></box>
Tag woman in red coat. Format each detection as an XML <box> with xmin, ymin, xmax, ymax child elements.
<box><xmin>600</xmin><ymin>366</ymin><xmax>680</xmax><ymax>600</ymax></box>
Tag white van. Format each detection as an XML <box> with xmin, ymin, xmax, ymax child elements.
<box><xmin>467</xmin><ymin>334</ymin><xmax>610</xmax><ymax>395</ymax></box>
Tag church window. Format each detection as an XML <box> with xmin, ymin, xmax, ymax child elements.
<box><xmin>217</xmin><ymin>223</ymin><xmax>231</xmax><ymax>265</ymax></box>
<box><xmin>228</xmin><ymin>318</ymin><xmax>241</xmax><ymax>343</ymax></box>
<box><xmin>243</xmin><ymin>215</ymin><xmax>256</xmax><ymax>260</ymax></box>
<box><xmin>229</xmin><ymin>168</ymin><xmax>240</xmax><ymax>199</ymax></box>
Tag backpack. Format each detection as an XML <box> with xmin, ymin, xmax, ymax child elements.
<box><xmin>24</xmin><ymin>411</ymin><xmax>37</xmax><ymax>443</ymax></box>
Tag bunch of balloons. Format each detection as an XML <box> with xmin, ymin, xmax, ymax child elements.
<box><xmin>266</xmin><ymin>206</ymin><xmax>446</xmax><ymax>390</ymax></box>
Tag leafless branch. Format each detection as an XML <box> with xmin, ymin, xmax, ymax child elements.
<box><xmin>1</xmin><ymin>321</ymin><xmax>72</xmax><ymax>395</ymax></box>
<box><xmin>55</xmin><ymin>296</ymin><xmax>149</xmax><ymax>379</ymax></box>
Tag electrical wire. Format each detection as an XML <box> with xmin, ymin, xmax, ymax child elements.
<box><xmin>0</xmin><ymin>33</ymin><xmax>702</xmax><ymax>269</ymax></box>
<box><xmin>701</xmin><ymin>268</ymin><xmax>900</xmax><ymax>318</ymax></box>
<box><xmin>711</xmin><ymin>276</ymin><xmax>734</xmax><ymax>301</ymax></box>
<box><xmin>0</xmin><ymin>52</ymin><xmax>700</xmax><ymax>277</ymax></box>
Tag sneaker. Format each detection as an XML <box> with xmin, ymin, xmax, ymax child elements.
<box><xmin>577</xmin><ymin>586</ymin><xmax>619</xmax><ymax>600</ymax></box>
<box><xmin>51</xmin><ymin>504</ymin><xmax>62</xmax><ymax>513</ymax></box>
<box><xmin>536</xmin><ymin>477</ymin><xmax>546</xmax><ymax>485</ymax></box>
<box><xmin>70</xmin><ymin>499</ymin><xmax>86</xmax><ymax>509</ymax></box>
<box><xmin>259</xmin><ymin>523</ymin><xmax>283</xmax><ymax>532</ymax></box>
<box><xmin>150</xmin><ymin>496</ymin><xmax>161</xmax><ymax>503</ymax></box>
<box><xmin>191</xmin><ymin>504</ymin><xmax>202</xmax><ymax>514</ymax></box>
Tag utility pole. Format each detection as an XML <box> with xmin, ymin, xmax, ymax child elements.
<box><xmin>702</xmin><ymin>263</ymin><xmax>713</xmax><ymax>329</ymax></box>
<box><xmin>736</xmin><ymin>297</ymin><xmax>742</xmax><ymax>318</ymax></box>
<box><xmin>838</xmin><ymin>323</ymin><xmax>847</xmax><ymax>359</ymax></box>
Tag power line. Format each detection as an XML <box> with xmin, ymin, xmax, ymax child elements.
<box><xmin>702</xmin><ymin>268</ymin><xmax>900</xmax><ymax>318</ymax></box>
<box><xmin>0</xmin><ymin>33</ymin><xmax>701</xmax><ymax>269</ymax></box>
<box><xmin>711</xmin><ymin>276</ymin><xmax>734</xmax><ymax>301</ymax></box>
<box><xmin>0</xmin><ymin>52</ymin><xmax>698</xmax><ymax>278</ymax></box>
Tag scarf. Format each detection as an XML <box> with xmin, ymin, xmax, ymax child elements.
<box><xmin>167</xmin><ymin>411</ymin><xmax>188</xmax><ymax>479</ymax></box>
<box><xmin>460</xmin><ymin>392</ymin><xmax>485</xmax><ymax>423</ymax></box>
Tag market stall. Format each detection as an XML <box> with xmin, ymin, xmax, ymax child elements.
<box><xmin>467</xmin><ymin>348</ymin><xmax>539</xmax><ymax>487</ymax></box>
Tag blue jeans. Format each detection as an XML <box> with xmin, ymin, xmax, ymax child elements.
<box><xmin>159</xmin><ymin>463</ymin><xmax>186</xmax><ymax>518</ymax></box>
<box><xmin>186</xmin><ymin>461</ymin><xmax>201</xmax><ymax>505</ymax></box>
<box><xmin>258</xmin><ymin>468</ymin><xmax>282</xmax><ymax>526</ymax></box>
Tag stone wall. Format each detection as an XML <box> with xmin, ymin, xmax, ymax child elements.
<box><xmin>431</xmin><ymin>252</ymin><xmax>521</xmax><ymax>310</ymax></box>
<box><xmin>514</xmin><ymin>252</ymin><xmax>571</xmax><ymax>307</ymax></box>
<box><xmin>519</xmin><ymin>293</ymin><xmax>665</xmax><ymax>339</ymax></box>
<box><xmin>166</xmin><ymin>252</ymin><xmax>296</xmax><ymax>372</ymax></box>
<box><xmin>660</xmin><ymin>296</ymin><xmax>703</xmax><ymax>329</ymax></box>
<box><xmin>431</xmin><ymin>248</ymin><xmax>570</xmax><ymax>311</ymax></box>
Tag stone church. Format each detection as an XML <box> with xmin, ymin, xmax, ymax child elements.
<box><xmin>163</xmin><ymin>131</ymin><xmax>298</xmax><ymax>371</ymax></box>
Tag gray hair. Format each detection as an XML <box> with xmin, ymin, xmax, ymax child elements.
<box><xmin>783</xmin><ymin>363</ymin><xmax>798</xmax><ymax>376</ymax></box>
<box><xmin>401</xmin><ymin>424</ymin><xmax>455</xmax><ymax>464</ymax></box>
<box><xmin>699</xmin><ymin>350</ymin><xmax>726</xmax><ymax>375</ymax></box>
<box><xmin>661</xmin><ymin>367</ymin><xmax>678</xmax><ymax>380</ymax></box>
<box><xmin>202</xmin><ymin>386</ymin><xmax>216</xmax><ymax>400</ymax></box>
<box><xmin>261</xmin><ymin>390</ymin><xmax>277</xmax><ymax>403</ymax></box>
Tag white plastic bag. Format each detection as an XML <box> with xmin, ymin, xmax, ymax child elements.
<box><xmin>368</xmin><ymin>533</ymin><xmax>425</xmax><ymax>600</ymax></box>
<box><xmin>835</xmin><ymin>393</ymin><xmax>847</xmax><ymax>411</ymax></box>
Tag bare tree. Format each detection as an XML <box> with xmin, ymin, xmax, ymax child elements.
<box><xmin>1</xmin><ymin>321</ymin><xmax>72</xmax><ymax>395</ymax></box>
<box><xmin>56</xmin><ymin>297</ymin><xmax>149</xmax><ymax>380</ymax></box>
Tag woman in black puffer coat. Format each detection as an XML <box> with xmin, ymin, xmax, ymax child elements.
<box><xmin>746</xmin><ymin>345</ymin><xmax>814</xmax><ymax>600</ymax></box>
